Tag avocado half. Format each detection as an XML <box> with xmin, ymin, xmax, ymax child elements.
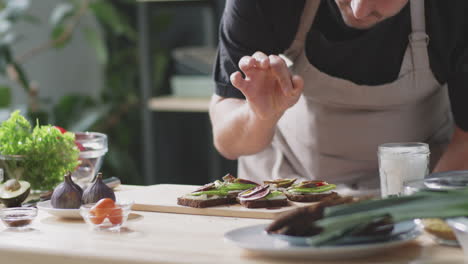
<box><xmin>0</xmin><ymin>180</ymin><xmax>31</xmax><ymax>207</ymax></box>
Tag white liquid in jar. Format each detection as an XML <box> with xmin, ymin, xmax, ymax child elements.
<box><xmin>378</xmin><ymin>144</ymin><xmax>429</xmax><ymax>197</ymax></box>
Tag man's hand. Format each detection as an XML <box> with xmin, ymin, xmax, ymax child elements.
<box><xmin>209</xmin><ymin>52</ymin><xmax>304</xmax><ymax>159</ymax></box>
<box><xmin>230</xmin><ymin>51</ymin><xmax>304</xmax><ymax>121</ymax></box>
<box><xmin>433</xmin><ymin>126</ymin><xmax>468</xmax><ymax>171</ymax></box>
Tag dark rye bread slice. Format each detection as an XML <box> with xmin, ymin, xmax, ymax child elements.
<box><xmin>177</xmin><ymin>196</ymin><xmax>237</xmax><ymax>208</ymax></box>
<box><xmin>285</xmin><ymin>191</ymin><xmax>338</xmax><ymax>202</ymax></box>
<box><xmin>266</xmin><ymin>195</ymin><xmax>354</xmax><ymax>236</ymax></box>
<box><xmin>239</xmin><ymin>199</ymin><xmax>290</xmax><ymax>209</ymax></box>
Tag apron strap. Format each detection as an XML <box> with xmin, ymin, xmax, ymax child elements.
<box><xmin>283</xmin><ymin>0</ymin><xmax>320</xmax><ymax>61</ymax></box>
<box><xmin>409</xmin><ymin>0</ymin><xmax>430</xmax><ymax>70</ymax></box>
<box><xmin>410</xmin><ymin>0</ymin><xmax>426</xmax><ymax>32</ymax></box>
<box><xmin>295</xmin><ymin>0</ymin><xmax>321</xmax><ymax>42</ymax></box>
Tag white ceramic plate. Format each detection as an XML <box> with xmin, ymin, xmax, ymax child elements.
<box><xmin>36</xmin><ymin>200</ymin><xmax>82</xmax><ymax>219</ymax></box>
<box><xmin>224</xmin><ymin>221</ymin><xmax>421</xmax><ymax>260</ymax></box>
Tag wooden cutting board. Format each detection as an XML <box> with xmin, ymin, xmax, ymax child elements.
<box><xmin>116</xmin><ymin>184</ymin><xmax>316</xmax><ymax>219</ymax></box>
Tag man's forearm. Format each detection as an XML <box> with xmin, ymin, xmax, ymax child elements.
<box><xmin>433</xmin><ymin>126</ymin><xmax>468</xmax><ymax>172</ymax></box>
<box><xmin>209</xmin><ymin>96</ymin><xmax>281</xmax><ymax>160</ymax></box>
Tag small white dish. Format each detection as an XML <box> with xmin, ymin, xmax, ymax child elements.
<box><xmin>447</xmin><ymin>217</ymin><xmax>468</xmax><ymax>256</ymax></box>
<box><xmin>224</xmin><ymin>222</ymin><xmax>421</xmax><ymax>260</ymax></box>
<box><xmin>36</xmin><ymin>200</ymin><xmax>82</xmax><ymax>219</ymax></box>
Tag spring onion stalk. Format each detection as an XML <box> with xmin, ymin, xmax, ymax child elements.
<box><xmin>306</xmin><ymin>188</ymin><xmax>468</xmax><ymax>246</ymax></box>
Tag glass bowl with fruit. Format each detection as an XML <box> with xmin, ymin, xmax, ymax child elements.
<box><xmin>71</xmin><ymin>132</ymin><xmax>108</xmax><ymax>187</ymax></box>
<box><xmin>80</xmin><ymin>198</ymin><xmax>133</xmax><ymax>231</ymax></box>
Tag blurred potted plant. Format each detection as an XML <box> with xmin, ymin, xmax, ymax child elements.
<box><xmin>0</xmin><ymin>84</ymin><xmax>11</xmax><ymax>121</ymax></box>
<box><xmin>0</xmin><ymin>0</ymin><xmax>172</xmax><ymax>185</ymax></box>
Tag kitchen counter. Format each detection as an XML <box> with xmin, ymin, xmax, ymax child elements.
<box><xmin>0</xmin><ymin>186</ymin><xmax>465</xmax><ymax>264</ymax></box>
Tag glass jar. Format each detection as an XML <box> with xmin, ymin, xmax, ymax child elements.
<box><xmin>0</xmin><ymin>154</ymin><xmax>26</xmax><ymax>181</ymax></box>
<box><xmin>378</xmin><ymin>142</ymin><xmax>430</xmax><ymax>197</ymax></box>
<box><xmin>71</xmin><ymin>132</ymin><xmax>108</xmax><ymax>187</ymax></box>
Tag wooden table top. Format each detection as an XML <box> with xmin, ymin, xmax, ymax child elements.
<box><xmin>0</xmin><ymin>186</ymin><xmax>465</xmax><ymax>264</ymax></box>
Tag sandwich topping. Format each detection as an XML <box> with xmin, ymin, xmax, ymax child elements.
<box><xmin>186</xmin><ymin>174</ymin><xmax>259</xmax><ymax>200</ymax></box>
<box><xmin>238</xmin><ymin>185</ymin><xmax>286</xmax><ymax>202</ymax></box>
<box><xmin>286</xmin><ymin>181</ymin><xmax>336</xmax><ymax>195</ymax></box>
<box><xmin>263</xmin><ymin>178</ymin><xmax>297</xmax><ymax>189</ymax></box>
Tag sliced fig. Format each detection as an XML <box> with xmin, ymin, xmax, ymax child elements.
<box><xmin>238</xmin><ymin>185</ymin><xmax>270</xmax><ymax>201</ymax></box>
<box><xmin>193</xmin><ymin>182</ymin><xmax>216</xmax><ymax>193</ymax></box>
<box><xmin>235</xmin><ymin>178</ymin><xmax>260</xmax><ymax>186</ymax></box>
<box><xmin>298</xmin><ymin>180</ymin><xmax>328</xmax><ymax>188</ymax></box>
<box><xmin>222</xmin><ymin>173</ymin><xmax>236</xmax><ymax>183</ymax></box>
<box><xmin>264</xmin><ymin>178</ymin><xmax>297</xmax><ymax>188</ymax></box>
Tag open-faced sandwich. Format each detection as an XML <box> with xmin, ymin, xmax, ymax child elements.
<box><xmin>237</xmin><ymin>184</ymin><xmax>289</xmax><ymax>209</ymax></box>
<box><xmin>283</xmin><ymin>180</ymin><xmax>337</xmax><ymax>202</ymax></box>
<box><xmin>177</xmin><ymin>174</ymin><xmax>259</xmax><ymax>208</ymax></box>
<box><xmin>263</xmin><ymin>178</ymin><xmax>297</xmax><ymax>191</ymax></box>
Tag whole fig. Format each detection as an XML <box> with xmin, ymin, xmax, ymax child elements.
<box><xmin>70</xmin><ymin>175</ymin><xmax>84</xmax><ymax>197</ymax></box>
<box><xmin>82</xmin><ymin>173</ymin><xmax>115</xmax><ymax>204</ymax></box>
<box><xmin>51</xmin><ymin>173</ymin><xmax>83</xmax><ymax>209</ymax></box>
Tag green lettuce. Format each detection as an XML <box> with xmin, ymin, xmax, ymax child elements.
<box><xmin>0</xmin><ymin>111</ymin><xmax>80</xmax><ymax>190</ymax></box>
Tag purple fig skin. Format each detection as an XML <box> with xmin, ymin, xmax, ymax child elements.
<box><xmin>67</xmin><ymin>172</ymin><xmax>83</xmax><ymax>196</ymax></box>
<box><xmin>264</xmin><ymin>178</ymin><xmax>297</xmax><ymax>188</ymax></box>
<box><xmin>82</xmin><ymin>173</ymin><xmax>115</xmax><ymax>204</ymax></box>
<box><xmin>238</xmin><ymin>185</ymin><xmax>270</xmax><ymax>201</ymax></box>
<box><xmin>235</xmin><ymin>178</ymin><xmax>260</xmax><ymax>186</ymax></box>
<box><xmin>222</xmin><ymin>173</ymin><xmax>236</xmax><ymax>183</ymax></box>
<box><xmin>193</xmin><ymin>183</ymin><xmax>215</xmax><ymax>193</ymax></box>
<box><xmin>51</xmin><ymin>174</ymin><xmax>82</xmax><ymax>209</ymax></box>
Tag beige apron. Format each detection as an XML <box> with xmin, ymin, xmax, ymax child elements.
<box><xmin>238</xmin><ymin>0</ymin><xmax>453</xmax><ymax>189</ymax></box>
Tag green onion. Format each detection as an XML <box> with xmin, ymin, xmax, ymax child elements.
<box><xmin>306</xmin><ymin>188</ymin><xmax>468</xmax><ymax>246</ymax></box>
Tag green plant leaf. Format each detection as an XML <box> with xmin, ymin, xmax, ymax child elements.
<box><xmin>0</xmin><ymin>85</ymin><xmax>11</xmax><ymax>107</ymax></box>
<box><xmin>104</xmin><ymin>142</ymin><xmax>141</xmax><ymax>184</ymax></box>
<box><xmin>0</xmin><ymin>0</ymin><xmax>30</xmax><ymax>21</ymax></box>
<box><xmin>21</xmin><ymin>14</ymin><xmax>40</xmax><ymax>24</ymax></box>
<box><xmin>83</xmin><ymin>27</ymin><xmax>108</xmax><ymax>65</ymax></box>
<box><xmin>68</xmin><ymin>104</ymin><xmax>112</xmax><ymax>132</ymax></box>
<box><xmin>11</xmin><ymin>62</ymin><xmax>29</xmax><ymax>91</ymax></box>
<box><xmin>0</xmin><ymin>110</ymin><xmax>32</xmax><ymax>155</ymax></box>
<box><xmin>0</xmin><ymin>45</ymin><xmax>12</xmax><ymax>73</ymax></box>
<box><xmin>0</xmin><ymin>32</ymin><xmax>16</xmax><ymax>45</ymax></box>
<box><xmin>0</xmin><ymin>20</ymin><xmax>11</xmax><ymax>34</ymax></box>
<box><xmin>50</xmin><ymin>25</ymin><xmax>71</xmax><ymax>49</ymax></box>
<box><xmin>89</xmin><ymin>1</ymin><xmax>135</xmax><ymax>40</ymax></box>
<box><xmin>0</xmin><ymin>111</ymin><xmax>80</xmax><ymax>190</ymax></box>
<box><xmin>49</xmin><ymin>2</ymin><xmax>75</xmax><ymax>27</ymax></box>
<box><xmin>27</xmin><ymin>109</ymin><xmax>48</xmax><ymax>125</ymax></box>
<box><xmin>52</xmin><ymin>94</ymin><xmax>95</xmax><ymax>128</ymax></box>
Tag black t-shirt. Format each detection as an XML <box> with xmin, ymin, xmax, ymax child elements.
<box><xmin>214</xmin><ymin>0</ymin><xmax>468</xmax><ymax>130</ymax></box>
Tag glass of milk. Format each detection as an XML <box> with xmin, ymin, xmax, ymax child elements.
<box><xmin>378</xmin><ymin>142</ymin><xmax>430</xmax><ymax>197</ymax></box>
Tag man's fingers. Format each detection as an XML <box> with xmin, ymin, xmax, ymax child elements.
<box><xmin>291</xmin><ymin>75</ymin><xmax>304</xmax><ymax>97</ymax></box>
<box><xmin>252</xmin><ymin>51</ymin><xmax>269</xmax><ymax>70</ymax></box>
<box><xmin>230</xmin><ymin>71</ymin><xmax>248</xmax><ymax>93</ymax></box>
<box><xmin>269</xmin><ymin>55</ymin><xmax>293</xmax><ymax>96</ymax></box>
<box><xmin>239</xmin><ymin>56</ymin><xmax>256</xmax><ymax>77</ymax></box>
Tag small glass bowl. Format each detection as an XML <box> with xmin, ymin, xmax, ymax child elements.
<box><xmin>80</xmin><ymin>201</ymin><xmax>133</xmax><ymax>231</ymax></box>
<box><xmin>72</xmin><ymin>132</ymin><xmax>108</xmax><ymax>187</ymax></box>
<box><xmin>0</xmin><ymin>207</ymin><xmax>38</xmax><ymax>230</ymax></box>
<box><xmin>447</xmin><ymin>217</ymin><xmax>468</xmax><ymax>255</ymax></box>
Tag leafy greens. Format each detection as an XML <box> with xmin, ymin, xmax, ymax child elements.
<box><xmin>0</xmin><ymin>111</ymin><xmax>79</xmax><ymax>190</ymax></box>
